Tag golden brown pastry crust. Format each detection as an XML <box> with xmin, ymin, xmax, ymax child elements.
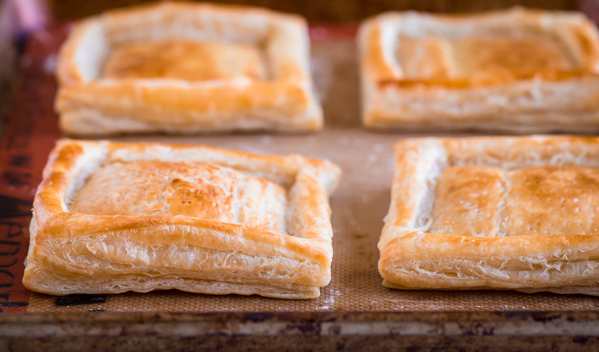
<box><xmin>23</xmin><ymin>140</ymin><xmax>341</xmax><ymax>299</ymax></box>
<box><xmin>358</xmin><ymin>8</ymin><xmax>599</xmax><ymax>133</ymax></box>
<box><xmin>102</xmin><ymin>41</ymin><xmax>267</xmax><ymax>81</ymax></box>
<box><xmin>55</xmin><ymin>2</ymin><xmax>322</xmax><ymax>136</ymax></box>
<box><xmin>380</xmin><ymin>136</ymin><xmax>599</xmax><ymax>295</ymax></box>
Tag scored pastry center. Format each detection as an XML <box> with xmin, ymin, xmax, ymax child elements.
<box><xmin>429</xmin><ymin>166</ymin><xmax>599</xmax><ymax>236</ymax></box>
<box><xmin>70</xmin><ymin>161</ymin><xmax>287</xmax><ymax>234</ymax></box>
<box><xmin>396</xmin><ymin>36</ymin><xmax>574</xmax><ymax>79</ymax></box>
<box><xmin>102</xmin><ymin>40</ymin><xmax>267</xmax><ymax>81</ymax></box>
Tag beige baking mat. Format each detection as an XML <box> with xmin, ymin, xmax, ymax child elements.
<box><xmin>26</xmin><ymin>35</ymin><xmax>599</xmax><ymax>313</ymax></box>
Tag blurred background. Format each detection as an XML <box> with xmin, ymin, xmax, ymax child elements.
<box><xmin>0</xmin><ymin>0</ymin><xmax>597</xmax><ymax>126</ymax></box>
<box><xmin>1</xmin><ymin>0</ymin><xmax>597</xmax><ymax>54</ymax></box>
<box><xmin>1</xmin><ymin>0</ymin><xmax>596</xmax><ymax>32</ymax></box>
<box><xmin>43</xmin><ymin>0</ymin><xmax>583</xmax><ymax>22</ymax></box>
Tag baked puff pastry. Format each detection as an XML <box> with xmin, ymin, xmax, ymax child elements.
<box><xmin>380</xmin><ymin>136</ymin><xmax>599</xmax><ymax>295</ymax></box>
<box><xmin>23</xmin><ymin>140</ymin><xmax>341</xmax><ymax>299</ymax></box>
<box><xmin>56</xmin><ymin>2</ymin><xmax>322</xmax><ymax>136</ymax></box>
<box><xmin>359</xmin><ymin>8</ymin><xmax>599</xmax><ymax>133</ymax></box>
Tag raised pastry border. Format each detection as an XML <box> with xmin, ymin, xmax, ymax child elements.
<box><xmin>56</xmin><ymin>2</ymin><xmax>322</xmax><ymax>135</ymax></box>
<box><xmin>380</xmin><ymin>136</ymin><xmax>599</xmax><ymax>295</ymax></box>
<box><xmin>23</xmin><ymin>139</ymin><xmax>341</xmax><ymax>299</ymax></box>
<box><xmin>358</xmin><ymin>8</ymin><xmax>599</xmax><ymax>132</ymax></box>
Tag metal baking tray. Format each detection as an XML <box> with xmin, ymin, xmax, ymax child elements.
<box><xmin>1</xmin><ymin>24</ymin><xmax>598</xmax><ymax>351</ymax></box>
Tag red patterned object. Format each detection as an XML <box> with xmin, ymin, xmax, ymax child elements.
<box><xmin>0</xmin><ymin>25</ymin><xmax>66</xmax><ymax>312</ymax></box>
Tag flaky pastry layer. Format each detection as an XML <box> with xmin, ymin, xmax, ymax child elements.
<box><xmin>380</xmin><ymin>136</ymin><xmax>599</xmax><ymax>295</ymax></box>
<box><xmin>24</xmin><ymin>140</ymin><xmax>341</xmax><ymax>299</ymax></box>
<box><xmin>55</xmin><ymin>2</ymin><xmax>322</xmax><ymax>135</ymax></box>
<box><xmin>358</xmin><ymin>8</ymin><xmax>599</xmax><ymax>133</ymax></box>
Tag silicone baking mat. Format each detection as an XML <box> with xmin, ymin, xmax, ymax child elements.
<box><xmin>2</xmin><ymin>24</ymin><xmax>599</xmax><ymax>314</ymax></box>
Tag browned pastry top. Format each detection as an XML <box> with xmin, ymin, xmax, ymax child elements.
<box><xmin>397</xmin><ymin>36</ymin><xmax>574</xmax><ymax>80</ymax></box>
<box><xmin>430</xmin><ymin>166</ymin><xmax>599</xmax><ymax>237</ymax></box>
<box><xmin>70</xmin><ymin>161</ymin><xmax>287</xmax><ymax>234</ymax></box>
<box><xmin>102</xmin><ymin>40</ymin><xmax>267</xmax><ymax>81</ymax></box>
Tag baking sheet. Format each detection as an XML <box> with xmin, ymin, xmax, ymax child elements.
<box><xmin>2</xmin><ymin>24</ymin><xmax>599</xmax><ymax>314</ymax></box>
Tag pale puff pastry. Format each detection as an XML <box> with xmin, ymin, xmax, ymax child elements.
<box><xmin>23</xmin><ymin>140</ymin><xmax>341</xmax><ymax>299</ymax></box>
<box><xmin>56</xmin><ymin>2</ymin><xmax>322</xmax><ymax>136</ymax></box>
<box><xmin>358</xmin><ymin>8</ymin><xmax>599</xmax><ymax>133</ymax></box>
<box><xmin>380</xmin><ymin>136</ymin><xmax>599</xmax><ymax>295</ymax></box>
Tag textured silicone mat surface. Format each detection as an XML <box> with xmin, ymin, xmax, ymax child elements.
<box><xmin>4</xmin><ymin>25</ymin><xmax>599</xmax><ymax>313</ymax></box>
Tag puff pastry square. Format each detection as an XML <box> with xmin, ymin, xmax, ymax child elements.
<box><xmin>380</xmin><ymin>136</ymin><xmax>599</xmax><ymax>295</ymax></box>
<box><xmin>23</xmin><ymin>140</ymin><xmax>340</xmax><ymax>299</ymax></box>
<box><xmin>359</xmin><ymin>9</ymin><xmax>599</xmax><ymax>133</ymax></box>
<box><xmin>56</xmin><ymin>2</ymin><xmax>322</xmax><ymax>136</ymax></box>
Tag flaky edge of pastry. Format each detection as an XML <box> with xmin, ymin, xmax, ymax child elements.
<box><xmin>55</xmin><ymin>2</ymin><xmax>322</xmax><ymax>136</ymax></box>
<box><xmin>23</xmin><ymin>139</ymin><xmax>341</xmax><ymax>299</ymax></box>
<box><xmin>379</xmin><ymin>135</ymin><xmax>599</xmax><ymax>295</ymax></box>
<box><xmin>357</xmin><ymin>8</ymin><xmax>599</xmax><ymax>132</ymax></box>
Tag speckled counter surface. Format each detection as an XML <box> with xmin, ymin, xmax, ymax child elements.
<box><xmin>1</xmin><ymin>24</ymin><xmax>599</xmax><ymax>351</ymax></box>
